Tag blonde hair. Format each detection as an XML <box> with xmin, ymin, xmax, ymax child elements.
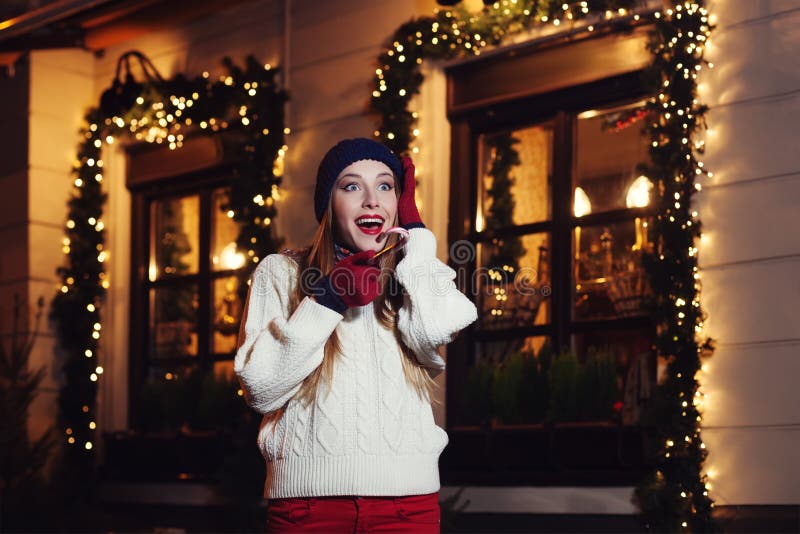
<box><xmin>284</xmin><ymin>186</ymin><xmax>437</xmax><ymax>408</ymax></box>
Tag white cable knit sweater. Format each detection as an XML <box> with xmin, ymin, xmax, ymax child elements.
<box><xmin>235</xmin><ymin>227</ymin><xmax>478</xmax><ymax>498</ymax></box>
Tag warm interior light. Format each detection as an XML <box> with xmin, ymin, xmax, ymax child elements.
<box><xmin>475</xmin><ymin>206</ymin><xmax>485</xmax><ymax>232</ymax></box>
<box><xmin>220</xmin><ymin>242</ymin><xmax>245</xmax><ymax>270</ymax></box>
<box><xmin>626</xmin><ymin>175</ymin><xmax>653</xmax><ymax>208</ymax></box>
<box><xmin>574</xmin><ymin>187</ymin><xmax>592</xmax><ymax>217</ymax></box>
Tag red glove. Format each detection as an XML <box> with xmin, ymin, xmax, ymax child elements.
<box><xmin>398</xmin><ymin>156</ymin><xmax>425</xmax><ymax>230</ymax></box>
<box><xmin>312</xmin><ymin>250</ymin><xmax>382</xmax><ymax>312</ymax></box>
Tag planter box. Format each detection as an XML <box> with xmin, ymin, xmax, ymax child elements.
<box><xmin>101</xmin><ymin>431</ymin><xmax>226</xmax><ymax>482</ymax></box>
<box><xmin>441</xmin><ymin>422</ymin><xmax>646</xmax><ymax>486</ymax></box>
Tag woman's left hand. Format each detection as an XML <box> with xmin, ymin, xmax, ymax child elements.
<box><xmin>398</xmin><ymin>156</ymin><xmax>425</xmax><ymax>230</ymax></box>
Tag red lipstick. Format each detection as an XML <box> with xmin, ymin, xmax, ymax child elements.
<box><xmin>354</xmin><ymin>213</ymin><xmax>385</xmax><ymax>235</ymax></box>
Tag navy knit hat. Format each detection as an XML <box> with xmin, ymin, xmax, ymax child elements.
<box><xmin>314</xmin><ymin>137</ymin><xmax>404</xmax><ymax>222</ymax></box>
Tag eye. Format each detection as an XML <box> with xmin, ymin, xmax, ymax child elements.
<box><xmin>343</xmin><ymin>182</ymin><xmax>359</xmax><ymax>192</ymax></box>
<box><xmin>378</xmin><ymin>182</ymin><xmax>394</xmax><ymax>191</ymax></box>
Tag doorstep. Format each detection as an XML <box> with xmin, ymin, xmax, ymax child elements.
<box><xmin>440</xmin><ymin>485</ymin><xmax>637</xmax><ymax>515</ymax></box>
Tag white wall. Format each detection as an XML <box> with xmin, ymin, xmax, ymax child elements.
<box><xmin>27</xmin><ymin>49</ymin><xmax>95</xmax><ymax>442</ymax></box>
<box><xmin>697</xmin><ymin>0</ymin><xmax>800</xmax><ymax>505</ymax></box>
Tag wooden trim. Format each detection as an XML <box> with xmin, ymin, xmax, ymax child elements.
<box><xmin>447</xmin><ymin>118</ymin><xmax>477</xmax><ymax>420</ymax></box>
<box><xmin>448</xmin><ymin>120</ymin><xmax>476</xmax><ymax>242</ymax></box>
<box><xmin>126</xmin><ymin>137</ymin><xmax>237</xmax><ymax>428</ymax></box>
<box><xmin>455</xmin><ymin>70</ymin><xmax>650</xmax><ymax>134</ymax></box>
<box><xmin>125</xmin><ymin>132</ymin><xmax>239</xmax><ymax>189</ymax></box>
<box><xmin>82</xmin><ymin>0</ymin><xmax>258</xmax><ymax>51</ymax></box>
<box><xmin>197</xmin><ymin>189</ymin><xmax>212</xmax><ymax>369</ymax></box>
<box><xmin>473</xmin><ymin>325</ymin><xmax>552</xmax><ymax>342</ymax></box>
<box><xmin>551</xmin><ymin>111</ymin><xmax>572</xmax><ymax>352</ymax></box>
<box><xmin>571</xmin><ymin>206</ymin><xmax>652</xmax><ymax>228</ymax></box>
<box><xmin>128</xmin><ymin>192</ymin><xmax>148</xmax><ymax>427</ymax></box>
<box><xmin>446</xmin><ymin>23</ymin><xmax>654</xmax><ymax>116</ymax></box>
<box><xmin>569</xmin><ymin>316</ymin><xmax>652</xmax><ymax>333</ymax></box>
<box><xmin>471</xmin><ymin>221</ymin><xmax>553</xmax><ymax>242</ymax></box>
<box><xmin>445</xmin><ymin>24</ymin><xmax>659</xmax><ymax>462</ymax></box>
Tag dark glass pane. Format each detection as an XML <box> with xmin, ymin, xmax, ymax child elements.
<box><xmin>570</xmin><ymin>328</ymin><xmax>655</xmax><ymax>425</ymax></box>
<box><xmin>458</xmin><ymin>336</ymin><xmax>551</xmax><ymax>426</ymax></box>
<box><xmin>573</xmin><ymin>219</ymin><xmax>653</xmax><ymax>321</ymax></box>
<box><xmin>476</xmin><ymin>233</ymin><xmax>551</xmax><ymax>330</ymax></box>
<box><xmin>212</xmin><ymin>276</ymin><xmax>242</xmax><ymax>355</ymax></box>
<box><xmin>211</xmin><ymin>187</ymin><xmax>246</xmax><ymax>271</ymax></box>
<box><xmin>139</xmin><ymin>363</ymin><xmax>242</xmax><ymax>434</ymax></box>
<box><xmin>150</xmin><ymin>195</ymin><xmax>200</xmax><ymax>280</ymax></box>
<box><xmin>149</xmin><ymin>284</ymin><xmax>199</xmax><ymax>359</ymax></box>
<box><xmin>574</xmin><ymin>100</ymin><xmax>652</xmax><ymax>215</ymax></box>
<box><xmin>213</xmin><ymin>360</ymin><xmax>236</xmax><ymax>384</ymax></box>
<box><xmin>477</xmin><ymin>121</ymin><xmax>553</xmax><ymax>231</ymax></box>
<box><xmin>139</xmin><ymin>362</ymin><xmax>199</xmax><ymax>433</ymax></box>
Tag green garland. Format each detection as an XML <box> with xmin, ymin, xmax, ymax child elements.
<box><xmin>484</xmin><ymin>133</ymin><xmax>526</xmax><ymax>281</ymax></box>
<box><xmin>635</xmin><ymin>3</ymin><xmax>718</xmax><ymax>531</ymax></box>
<box><xmin>50</xmin><ymin>54</ymin><xmax>287</xmax><ymax>477</ymax></box>
<box><xmin>369</xmin><ymin>1</ymin><xmax>717</xmax><ymax>530</ymax></box>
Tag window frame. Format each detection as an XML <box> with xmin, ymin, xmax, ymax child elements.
<box><xmin>128</xmin><ymin>163</ymin><xmax>242</xmax><ymax>429</ymax></box>
<box><xmin>444</xmin><ymin>31</ymin><xmax>658</xmax><ymax>485</ymax></box>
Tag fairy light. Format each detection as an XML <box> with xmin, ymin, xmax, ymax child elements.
<box><xmin>642</xmin><ymin>2</ymin><xmax>717</xmax><ymax>529</ymax></box>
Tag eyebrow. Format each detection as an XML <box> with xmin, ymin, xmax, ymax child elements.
<box><xmin>339</xmin><ymin>172</ymin><xmax>394</xmax><ymax>180</ymax></box>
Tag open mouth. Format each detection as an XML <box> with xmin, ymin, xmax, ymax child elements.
<box><xmin>354</xmin><ymin>215</ymin><xmax>385</xmax><ymax>235</ymax></box>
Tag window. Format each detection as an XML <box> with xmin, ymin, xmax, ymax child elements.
<box><xmin>129</xmin><ymin>164</ymin><xmax>246</xmax><ymax>429</ymax></box>
<box><xmin>444</xmin><ymin>26</ymin><xmax>656</xmax><ymax>485</ymax></box>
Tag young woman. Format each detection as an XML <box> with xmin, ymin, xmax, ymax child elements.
<box><xmin>235</xmin><ymin>137</ymin><xmax>477</xmax><ymax>532</ymax></box>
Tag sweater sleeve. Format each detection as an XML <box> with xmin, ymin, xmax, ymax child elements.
<box><xmin>234</xmin><ymin>253</ymin><xmax>343</xmax><ymax>414</ymax></box>
<box><xmin>394</xmin><ymin>227</ymin><xmax>478</xmax><ymax>376</ymax></box>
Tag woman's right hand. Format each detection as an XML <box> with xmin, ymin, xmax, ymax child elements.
<box><xmin>312</xmin><ymin>249</ymin><xmax>382</xmax><ymax>312</ymax></box>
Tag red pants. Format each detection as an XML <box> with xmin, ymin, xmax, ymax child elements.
<box><xmin>266</xmin><ymin>492</ymin><xmax>440</xmax><ymax>533</ymax></box>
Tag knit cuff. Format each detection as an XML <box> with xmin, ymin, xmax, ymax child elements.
<box><xmin>311</xmin><ymin>275</ymin><xmax>347</xmax><ymax>314</ymax></box>
<box><xmin>287</xmin><ymin>294</ymin><xmax>345</xmax><ymax>329</ymax></box>
<box><xmin>400</xmin><ymin>226</ymin><xmax>437</xmax><ymax>262</ymax></box>
<box><xmin>401</xmin><ymin>221</ymin><xmax>426</xmax><ymax>231</ymax></box>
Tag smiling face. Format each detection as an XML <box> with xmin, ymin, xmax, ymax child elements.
<box><xmin>331</xmin><ymin>159</ymin><xmax>399</xmax><ymax>252</ymax></box>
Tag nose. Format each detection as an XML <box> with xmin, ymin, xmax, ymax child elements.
<box><xmin>362</xmin><ymin>188</ymin><xmax>380</xmax><ymax>209</ymax></box>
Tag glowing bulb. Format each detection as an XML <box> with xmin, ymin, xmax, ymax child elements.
<box><xmin>573</xmin><ymin>187</ymin><xmax>591</xmax><ymax>217</ymax></box>
<box><xmin>626</xmin><ymin>175</ymin><xmax>653</xmax><ymax>208</ymax></box>
<box><xmin>220</xmin><ymin>242</ymin><xmax>246</xmax><ymax>270</ymax></box>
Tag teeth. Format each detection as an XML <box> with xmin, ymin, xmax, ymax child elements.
<box><xmin>356</xmin><ymin>217</ymin><xmax>384</xmax><ymax>225</ymax></box>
